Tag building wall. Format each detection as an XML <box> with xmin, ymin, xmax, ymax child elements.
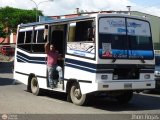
<box><xmin>131</xmin><ymin>11</ymin><xmax>160</xmax><ymax>50</ymax></box>
<box><xmin>0</xmin><ymin>33</ymin><xmax>16</xmax><ymax>44</ymax></box>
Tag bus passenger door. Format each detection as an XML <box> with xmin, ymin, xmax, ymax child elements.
<box><xmin>43</xmin><ymin>25</ymin><xmax>50</xmax><ymax>88</ymax></box>
<box><xmin>50</xmin><ymin>24</ymin><xmax>67</xmax><ymax>90</ymax></box>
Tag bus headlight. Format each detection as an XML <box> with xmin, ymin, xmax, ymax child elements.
<box><xmin>113</xmin><ymin>75</ymin><xmax>118</xmax><ymax>80</ymax></box>
<box><xmin>101</xmin><ymin>75</ymin><xmax>108</xmax><ymax>80</ymax></box>
<box><xmin>144</xmin><ymin>74</ymin><xmax>150</xmax><ymax>79</ymax></box>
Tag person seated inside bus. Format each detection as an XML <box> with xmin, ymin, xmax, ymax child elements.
<box><xmin>44</xmin><ymin>42</ymin><xmax>63</xmax><ymax>88</ymax></box>
<box><xmin>87</xmin><ymin>26</ymin><xmax>95</xmax><ymax>42</ymax></box>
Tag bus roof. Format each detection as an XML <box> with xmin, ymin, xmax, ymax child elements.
<box><xmin>19</xmin><ymin>13</ymin><xmax>149</xmax><ymax>28</ymax></box>
<box><xmin>19</xmin><ymin>15</ymin><xmax>93</xmax><ymax>28</ymax></box>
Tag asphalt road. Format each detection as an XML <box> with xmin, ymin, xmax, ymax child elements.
<box><xmin>0</xmin><ymin>62</ymin><xmax>160</xmax><ymax>120</ymax></box>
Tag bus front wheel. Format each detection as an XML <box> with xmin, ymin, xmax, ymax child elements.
<box><xmin>31</xmin><ymin>77</ymin><xmax>41</xmax><ymax>96</ymax></box>
<box><xmin>70</xmin><ymin>82</ymin><xmax>87</xmax><ymax>106</ymax></box>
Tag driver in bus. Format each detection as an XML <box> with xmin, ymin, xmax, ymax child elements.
<box><xmin>44</xmin><ymin>42</ymin><xmax>63</xmax><ymax>88</ymax></box>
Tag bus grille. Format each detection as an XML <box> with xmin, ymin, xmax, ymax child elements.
<box><xmin>113</xmin><ymin>68</ymin><xmax>139</xmax><ymax>80</ymax></box>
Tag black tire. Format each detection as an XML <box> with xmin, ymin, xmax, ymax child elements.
<box><xmin>70</xmin><ymin>82</ymin><xmax>87</xmax><ymax>106</ymax></box>
<box><xmin>31</xmin><ymin>77</ymin><xmax>41</xmax><ymax>96</ymax></box>
<box><xmin>116</xmin><ymin>91</ymin><xmax>133</xmax><ymax>104</ymax></box>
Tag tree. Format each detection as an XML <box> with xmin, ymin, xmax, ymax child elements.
<box><xmin>0</xmin><ymin>24</ymin><xmax>7</xmax><ymax>38</ymax></box>
<box><xmin>0</xmin><ymin>24</ymin><xmax>8</xmax><ymax>43</ymax></box>
<box><xmin>0</xmin><ymin>6</ymin><xmax>43</xmax><ymax>43</ymax></box>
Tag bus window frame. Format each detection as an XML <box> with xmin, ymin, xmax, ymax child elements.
<box><xmin>66</xmin><ymin>19</ymin><xmax>96</xmax><ymax>60</ymax></box>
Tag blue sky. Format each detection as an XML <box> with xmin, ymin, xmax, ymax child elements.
<box><xmin>0</xmin><ymin>0</ymin><xmax>160</xmax><ymax>17</ymax></box>
<box><xmin>130</xmin><ymin>0</ymin><xmax>160</xmax><ymax>7</ymax></box>
<box><xmin>129</xmin><ymin>0</ymin><xmax>160</xmax><ymax>16</ymax></box>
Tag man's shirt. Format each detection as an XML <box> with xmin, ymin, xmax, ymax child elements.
<box><xmin>47</xmin><ymin>50</ymin><xmax>59</xmax><ymax>67</ymax></box>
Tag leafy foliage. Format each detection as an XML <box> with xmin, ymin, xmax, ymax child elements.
<box><xmin>0</xmin><ymin>24</ymin><xmax>7</xmax><ymax>38</ymax></box>
<box><xmin>0</xmin><ymin>6</ymin><xmax>43</xmax><ymax>33</ymax></box>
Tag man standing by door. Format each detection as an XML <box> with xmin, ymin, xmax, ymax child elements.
<box><xmin>44</xmin><ymin>42</ymin><xmax>63</xmax><ymax>88</ymax></box>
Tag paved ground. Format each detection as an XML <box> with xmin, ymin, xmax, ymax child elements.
<box><xmin>0</xmin><ymin>55</ymin><xmax>160</xmax><ymax>120</ymax></box>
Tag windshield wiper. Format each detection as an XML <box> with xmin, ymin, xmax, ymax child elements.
<box><xmin>140</xmin><ymin>56</ymin><xmax>145</xmax><ymax>63</ymax></box>
<box><xmin>112</xmin><ymin>58</ymin><xmax>116</xmax><ymax>63</ymax></box>
<box><xmin>112</xmin><ymin>53</ymin><xmax>120</xmax><ymax>63</ymax></box>
<box><xmin>140</xmin><ymin>59</ymin><xmax>145</xmax><ymax>63</ymax></box>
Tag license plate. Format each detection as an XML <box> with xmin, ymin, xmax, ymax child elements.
<box><xmin>124</xmin><ymin>83</ymin><xmax>132</xmax><ymax>89</ymax></box>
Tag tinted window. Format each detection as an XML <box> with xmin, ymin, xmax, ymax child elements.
<box><xmin>99</xmin><ymin>34</ymin><xmax>127</xmax><ymax>50</ymax></box>
<box><xmin>98</xmin><ymin>17</ymin><xmax>153</xmax><ymax>59</ymax></box>
<box><xmin>17</xmin><ymin>32</ymin><xmax>25</xmax><ymax>44</ymax></box>
<box><xmin>17</xmin><ymin>30</ymin><xmax>32</xmax><ymax>52</ymax></box>
<box><xmin>37</xmin><ymin>30</ymin><xmax>45</xmax><ymax>43</ymax></box>
<box><xmin>32</xmin><ymin>43</ymin><xmax>45</xmax><ymax>53</ymax></box>
<box><xmin>25</xmin><ymin>31</ymin><xmax>32</xmax><ymax>43</ymax></box>
<box><xmin>33</xmin><ymin>30</ymin><xmax>37</xmax><ymax>43</ymax></box>
<box><xmin>68</xmin><ymin>20</ymin><xmax>95</xmax><ymax>42</ymax></box>
<box><xmin>155</xmin><ymin>56</ymin><xmax>160</xmax><ymax>66</ymax></box>
<box><xmin>129</xmin><ymin>36</ymin><xmax>152</xmax><ymax>50</ymax></box>
<box><xmin>30</xmin><ymin>29</ymin><xmax>45</xmax><ymax>53</ymax></box>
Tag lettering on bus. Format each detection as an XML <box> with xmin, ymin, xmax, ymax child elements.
<box><xmin>67</xmin><ymin>42</ymin><xmax>95</xmax><ymax>58</ymax></box>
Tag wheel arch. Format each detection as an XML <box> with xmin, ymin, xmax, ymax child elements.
<box><xmin>27</xmin><ymin>73</ymin><xmax>36</xmax><ymax>92</ymax></box>
<box><xmin>66</xmin><ymin>79</ymin><xmax>79</xmax><ymax>102</ymax></box>
<box><xmin>66</xmin><ymin>79</ymin><xmax>79</xmax><ymax>94</ymax></box>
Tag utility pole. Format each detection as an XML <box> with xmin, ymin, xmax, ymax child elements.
<box><xmin>30</xmin><ymin>0</ymin><xmax>54</xmax><ymax>22</ymax></box>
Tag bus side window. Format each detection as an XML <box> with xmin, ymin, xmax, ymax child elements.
<box><xmin>17</xmin><ymin>31</ymin><xmax>25</xmax><ymax>51</ymax></box>
<box><xmin>33</xmin><ymin>30</ymin><xmax>37</xmax><ymax>43</ymax></box>
<box><xmin>67</xmin><ymin>20</ymin><xmax>95</xmax><ymax>59</ymax></box>
<box><xmin>17</xmin><ymin>30</ymin><xmax>31</xmax><ymax>52</ymax></box>
<box><xmin>25</xmin><ymin>31</ymin><xmax>32</xmax><ymax>43</ymax></box>
<box><xmin>78</xmin><ymin>20</ymin><xmax>95</xmax><ymax>42</ymax></box>
<box><xmin>68</xmin><ymin>20</ymin><xmax>95</xmax><ymax>42</ymax></box>
<box><xmin>17</xmin><ymin>31</ymin><xmax>25</xmax><ymax>44</ymax></box>
<box><xmin>68</xmin><ymin>23</ymin><xmax>76</xmax><ymax>42</ymax></box>
<box><xmin>31</xmin><ymin>29</ymin><xmax>45</xmax><ymax>53</ymax></box>
<box><xmin>37</xmin><ymin>29</ymin><xmax>45</xmax><ymax>43</ymax></box>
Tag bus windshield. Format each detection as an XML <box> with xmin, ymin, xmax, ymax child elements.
<box><xmin>98</xmin><ymin>17</ymin><xmax>154</xmax><ymax>60</ymax></box>
<box><xmin>155</xmin><ymin>55</ymin><xmax>160</xmax><ymax>66</ymax></box>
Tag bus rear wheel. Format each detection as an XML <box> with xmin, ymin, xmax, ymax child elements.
<box><xmin>31</xmin><ymin>77</ymin><xmax>41</xmax><ymax>96</ymax></box>
<box><xmin>70</xmin><ymin>82</ymin><xmax>87</xmax><ymax>106</ymax></box>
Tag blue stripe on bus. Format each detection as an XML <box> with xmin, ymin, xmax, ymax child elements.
<box><xmin>16</xmin><ymin>51</ymin><xmax>104</xmax><ymax>73</ymax></box>
<box><xmin>65</xmin><ymin>63</ymin><xmax>96</xmax><ymax>73</ymax></box>
<box><xmin>65</xmin><ymin>58</ymin><xmax>97</xmax><ymax>69</ymax></box>
<box><xmin>17</xmin><ymin>51</ymin><xmax>46</xmax><ymax>61</ymax></box>
<box><xmin>17</xmin><ymin>51</ymin><xmax>46</xmax><ymax>64</ymax></box>
<box><xmin>16</xmin><ymin>51</ymin><xmax>154</xmax><ymax>73</ymax></box>
<box><xmin>65</xmin><ymin>63</ymin><xmax>114</xmax><ymax>73</ymax></box>
<box><xmin>16</xmin><ymin>51</ymin><xmax>97</xmax><ymax>69</ymax></box>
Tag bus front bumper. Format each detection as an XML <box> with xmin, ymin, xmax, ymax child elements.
<box><xmin>97</xmin><ymin>80</ymin><xmax>155</xmax><ymax>91</ymax></box>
